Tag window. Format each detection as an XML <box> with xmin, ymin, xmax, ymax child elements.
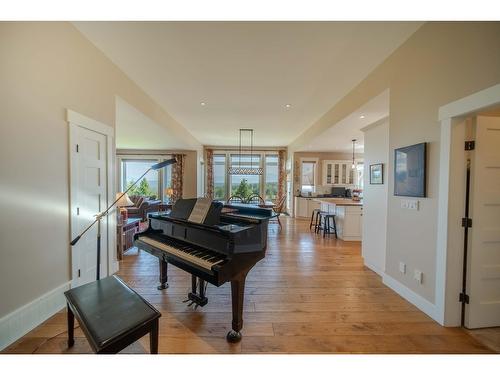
<box><xmin>120</xmin><ymin>157</ymin><xmax>172</xmax><ymax>200</ymax></box>
<box><xmin>230</xmin><ymin>154</ymin><xmax>261</xmax><ymax>197</ymax></box>
<box><xmin>213</xmin><ymin>154</ymin><xmax>226</xmax><ymax>200</ymax></box>
<box><xmin>121</xmin><ymin>159</ymin><xmax>159</xmax><ymax>198</ymax></box>
<box><xmin>265</xmin><ymin>155</ymin><xmax>279</xmax><ymax>201</ymax></box>
<box><xmin>301</xmin><ymin>160</ymin><xmax>316</xmax><ymax>193</ymax></box>
<box><xmin>210</xmin><ymin>151</ymin><xmax>282</xmax><ymax>202</ymax></box>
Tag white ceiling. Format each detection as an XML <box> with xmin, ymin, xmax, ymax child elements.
<box><xmin>298</xmin><ymin>89</ymin><xmax>390</xmax><ymax>152</ymax></box>
<box><xmin>74</xmin><ymin>22</ymin><xmax>421</xmax><ymax>147</ymax></box>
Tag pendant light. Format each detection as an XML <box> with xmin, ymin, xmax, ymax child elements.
<box><xmin>227</xmin><ymin>129</ymin><xmax>263</xmax><ymax>175</ymax></box>
<box><xmin>351</xmin><ymin>139</ymin><xmax>356</xmax><ymax>169</ymax></box>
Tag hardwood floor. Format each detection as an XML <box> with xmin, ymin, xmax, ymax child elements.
<box><xmin>3</xmin><ymin>217</ymin><xmax>494</xmax><ymax>354</ymax></box>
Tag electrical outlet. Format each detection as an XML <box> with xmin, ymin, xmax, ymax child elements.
<box><xmin>400</xmin><ymin>200</ymin><xmax>408</xmax><ymax>209</ymax></box>
<box><xmin>414</xmin><ymin>270</ymin><xmax>423</xmax><ymax>284</ymax></box>
<box><xmin>399</xmin><ymin>262</ymin><xmax>406</xmax><ymax>274</ymax></box>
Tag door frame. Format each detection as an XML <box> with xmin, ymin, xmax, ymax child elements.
<box><xmin>436</xmin><ymin>83</ymin><xmax>500</xmax><ymax>326</ymax></box>
<box><xmin>67</xmin><ymin>109</ymin><xmax>117</xmax><ymax>288</ymax></box>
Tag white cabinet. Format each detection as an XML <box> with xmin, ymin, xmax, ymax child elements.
<box><xmin>294</xmin><ymin>197</ymin><xmax>321</xmax><ymax>218</ymax></box>
<box><xmin>335</xmin><ymin>206</ymin><xmax>363</xmax><ymax>241</ymax></box>
<box><xmin>322</xmin><ymin>160</ymin><xmax>356</xmax><ymax>186</ymax></box>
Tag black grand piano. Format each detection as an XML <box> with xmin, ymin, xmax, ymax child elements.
<box><xmin>134</xmin><ymin>198</ymin><xmax>273</xmax><ymax>343</ymax></box>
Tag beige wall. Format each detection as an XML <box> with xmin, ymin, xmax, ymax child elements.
<box><xmin>289</xmin><ymin>22</ymin><xmax>500</xmax><ymax>303</ymax></box>
<box><xmin>361</xmin><ymin>120</ymin><xmax>389</xmax><ymax>276</ymax></box>
<box><xmin>0</xmin><ymin>22</ymin><xmax>201</xmax><ymax>318</ymax></box>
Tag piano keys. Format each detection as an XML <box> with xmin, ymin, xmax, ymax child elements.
<box><xmin>134</xmin><ymin>198</ymin><xmax>274</xmax><ymax>343</ymax></box>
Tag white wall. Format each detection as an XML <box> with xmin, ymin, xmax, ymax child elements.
<box><xmin>361</xmin><ymin>119</ymin><xmax>389</xmax><ymax>275</ymax></box>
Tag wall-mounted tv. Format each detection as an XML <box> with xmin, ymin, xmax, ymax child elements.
<box><xmin>394</xmin><ymin>142</ymin><xmax>427</xmax><ymax>197</ymax></box>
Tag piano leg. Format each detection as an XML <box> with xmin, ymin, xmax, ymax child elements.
<box><xmin>157</xmin><ymin>259</ymin><xmax>168</xmax><ymax>290</ymax></box>
<box><xmin>227</xmin><ymin>273</ymin><xmax>247</xmax><ymax>343</ymax></box>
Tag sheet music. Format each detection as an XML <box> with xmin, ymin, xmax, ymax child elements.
<box><xmin>188</xmin><ymin>197</ymin><xmax>212</xmax><ymax>223</ymax></box>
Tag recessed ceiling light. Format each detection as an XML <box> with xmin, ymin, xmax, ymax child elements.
<box><xmin>200</xmin><ymin>102</ymin><xmax>206</xmax><ymax>106</ymax></box>
<box><xmin>285</xmin><ymin>104</ymin><xmax>291</xmax><ymax>108</ymax></box>
<box><xmin>359</xmin><ymin>115</ymin><xmax>365</xmax><ymax>119</ymax></box>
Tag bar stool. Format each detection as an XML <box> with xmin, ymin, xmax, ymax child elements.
<box><xmin>309</xmin><ymin>208</ymin><xmax>322</xmax><ymax>231</ymax></box>
<box><xmin>318</xmin><ymin>212</ymin><xmax>338</xmax><ymax>238</ymax></box>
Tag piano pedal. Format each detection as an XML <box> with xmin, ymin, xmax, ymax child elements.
<box><xmin>186</xmin><ymin>292</ymin><xmax>208</xmax><ymax>307</ymax></box>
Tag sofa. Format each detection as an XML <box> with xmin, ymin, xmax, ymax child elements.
<box><xmin>126</xmin><ymin>196</ymin><xmax>161</xmax><ymax>221</ymax></box>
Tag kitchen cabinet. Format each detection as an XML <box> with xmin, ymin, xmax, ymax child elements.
<box><xmin>294</xmin><ymin>197</ymin><xmax>321</xmax><ymax>218</ymax></box>
<box><xmin>322</xmin><ymin>160</ymin><xmax>357</xmax><ymax>186</ymax></box>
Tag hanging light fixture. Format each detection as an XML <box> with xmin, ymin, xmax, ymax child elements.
<box><xmin>351</xmin><ymin>139</ymin><xmax>357</xmax><ymax>169</ymax></box>
<box><xmin>228</xmin><ymin>129</ymin><xmax>263</xmax><ymax>175</ymax></box>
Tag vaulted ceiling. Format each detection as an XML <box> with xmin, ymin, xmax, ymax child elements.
<box><xmin>74</xmin><ymin>22</ymin><xmax>422</xmax><ymax>147</ymax></box>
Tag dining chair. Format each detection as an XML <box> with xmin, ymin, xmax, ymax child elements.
<box><xmin>246</xmin><ymin>194</ymin><xmax>265</xmax><ymax>205</ymax></box>
<box><xmin>271</xmin><ymin>195</ymin><xmax>287</xmax><ymax>231</ymax></box>
<box><xmin>227</xmin><ymin>195</ymin><xmax>245</xmax><ymax>204</ymax></box>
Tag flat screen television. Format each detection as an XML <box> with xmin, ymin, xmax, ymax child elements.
<box><xmin>394</xmin><ymin>142</ymin><xmax>427</xmax><ymax>197</ymax></box>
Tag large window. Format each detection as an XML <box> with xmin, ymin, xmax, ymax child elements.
<box><xmin>210</xmin><ymin>151</ymin><xmax>282</xmax><ymax>202</ymax></box>
<box><xmin>265</xmin><ymin>155</ymin><xmax>279</xmax><ymax>201</ymax></box>
<box><xmin>301</xmin><ymin>160</ymin><xmax>316</xmax><ymax>193</ymax></box>
<box><xmin>120</xmin><ymin>157</ymin><xmax>172</xmax><ymax>200</ymax></box>
<box><xmin>230</xmin><ymin>154</ymin><xmax>261</xmax><ymax>197</ymax></box>
<box><xmin>213</xmin><ymin>154</ymin><xmax>226</xmax><ymax>200</ymax></box>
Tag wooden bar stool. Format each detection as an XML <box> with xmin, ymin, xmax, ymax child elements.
<box><xmin>309</xmin><ymin>208</ymin><xmax>322</xmax><ymax>231</ymax></box>
<box><xmin>318</xmin><ymin>212</ymin><xmax>338</xmax><ymax>238</ymax></box>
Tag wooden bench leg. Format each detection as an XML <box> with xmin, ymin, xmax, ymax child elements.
<box><xmin>67</xmin><ymin>303</ymin><xmax>75</xmax><ymax>348</ymax></box>
<box><xmin>150</xmin><ymin>319</ymin><xmax>159</xmax><ymax>354</ymax></box>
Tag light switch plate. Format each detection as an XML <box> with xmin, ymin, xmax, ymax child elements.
<box><xmin>401</xmin><ymin>199</ymin><xmax>419</xmax><ymax>210</ymax></box>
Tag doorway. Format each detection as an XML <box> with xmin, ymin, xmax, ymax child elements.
<box><xmin>463</xmin><ymin>114</ymin><xmax>500</xmax><ymax>328</ymax></box>
<box><xmin>437</xmin><ymin>84</ymin><xmax>500</xmax><ymax>328</ymax></box>
<box><xmin>68</xmin><ymin>110</ymin><xmax>116</xmax><ymax>287</ymax></box>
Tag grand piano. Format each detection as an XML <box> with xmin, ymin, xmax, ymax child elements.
<box><xmin>134</xmin><ymin>198</ymin><xmax>273</xmax><ymax>342</ymax></box>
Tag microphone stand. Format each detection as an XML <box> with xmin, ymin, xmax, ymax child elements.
<box><xmin>70</xmin><ymin>158</ymin><xmax>176</xmax><ymax>281</ymax></box>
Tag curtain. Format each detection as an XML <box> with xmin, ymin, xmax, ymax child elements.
<box><xmin>205</xmin><ymin>149</ymin><xmax>214</xmax><ymax>198</ymax></box>
<box><xmin>277</xmin><ymin>150</ymin><xmax>286</xmax><ymax>205</ymax></box>
<box><xmin>171</xmin><ymin>154</ymin><xmax>185</xmax><ymax>204</ymax></box>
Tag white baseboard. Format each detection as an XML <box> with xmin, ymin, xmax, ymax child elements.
<box><xmin>363</xmin><ymin>260</ymin><xmax>385</xmax><ymax>277</ymax></box>
<box><xmin>0</xmin><ymin>281</ymin><xmax>71</xmax><ymax>351</ymax></box>
<box><xmin>382</xmin><ymin>273</ymin><xmax>439</xmax><ymax>322</ymax></box>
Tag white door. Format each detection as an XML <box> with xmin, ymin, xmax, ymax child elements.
<box><xmin>71</xmin><ymin>125</ymin><xmax>108</xmax><ymax>286</ymax></box>
<box><xmin>465</xmin><ymin>115</ymin><xmax>500</xmax><ymax>328</ymax></box>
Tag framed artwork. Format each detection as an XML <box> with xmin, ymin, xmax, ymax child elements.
<box><xmin>394</xmin><ymin>142</ymin><xmax>427</xmax><ymax>197</ymax></box>
<box><xmin>369</xmin><ymin>163</ymin><xmax>384</xmax><ymax>184</ymax></box>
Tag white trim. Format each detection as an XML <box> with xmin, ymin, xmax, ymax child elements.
<box><xmin>364</xmin><ymin>260</ymin><xmax>385</xmax><ymax>277</ymax></box>
<box><xmin>438</xmin><ymin>84</ymin><xmax>500</xmax><ymax>121</ymax></box>
<box><xmin>0</xmin><ymin>282</ymin><xmax>71</xmax><ymax>351</ymax></box>
<box><xmin>383</xmin><ymin>273</ymin><xmax>440</xmax><ymax>323</ymax></box>
<box><xmin>66</xmin><ymin>109</ymin><xmax>114</xmax><ymax>137</ymax></box>
<box><xmin>437</xmin><ymin>83</ymin><xmax>500</xmax><ymax>326</ymax></box>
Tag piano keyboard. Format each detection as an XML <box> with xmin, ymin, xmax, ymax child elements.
<box><xmin>138</xmin><ymin>236</ymin><xmax>226</xmax><ymax>271</ymax></box>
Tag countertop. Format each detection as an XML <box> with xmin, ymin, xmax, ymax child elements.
<box><xmin>313</xmin><ymin>198</ymin><xmax>363</xmax><ymax>206</ymax></box>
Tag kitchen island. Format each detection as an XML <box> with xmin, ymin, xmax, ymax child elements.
<box><xmin>314</xmin><ymin>198</ymin><xmax>363</xmax><ymax>241</ymax></box>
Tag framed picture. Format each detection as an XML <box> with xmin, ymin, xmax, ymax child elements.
<box><xmin>394</xmin><ymin>142</ymin><xmax>427</xmax><ymax>197</ymax></box>
<box><xmin>369</xmin><ymin>163</ymin><xmax>384</xmax><ymax>184</ymax></box>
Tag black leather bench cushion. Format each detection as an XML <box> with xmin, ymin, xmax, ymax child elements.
<box><xmin>64</xmin><ymin>275</ymin><xmax>160</xmax><ymax>349</ymax></box>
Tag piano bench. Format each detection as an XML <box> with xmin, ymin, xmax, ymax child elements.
<box><xmin>64</xmin><ymin>275</ymin><xmax>161</xmax><ymax>354</ymax></box>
